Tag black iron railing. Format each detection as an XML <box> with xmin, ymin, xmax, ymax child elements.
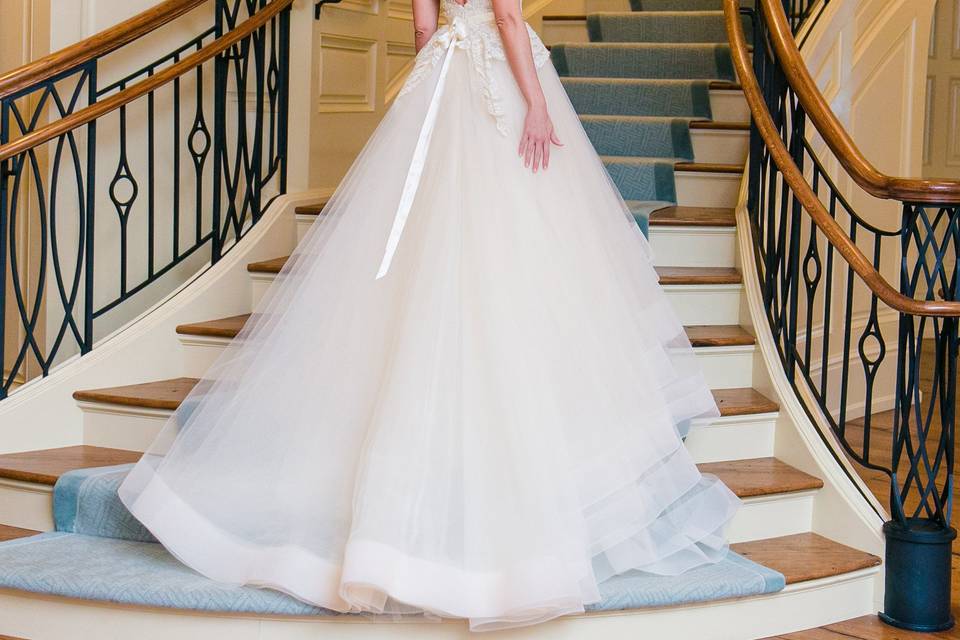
<box><xmin>0</xmin><ymin>0</ymin><xmax>291</xmax><ymax>397</ymax></box>
<box><xmin>731</xmin><ymin>0</ymin><xmax>957</xmax><ymax>631</ymax></box>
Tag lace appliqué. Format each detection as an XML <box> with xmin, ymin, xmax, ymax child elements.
<box><xmin>398</xmin><ymin>20</ymin><xmax>551</xmax><ymax>137</ymax></box>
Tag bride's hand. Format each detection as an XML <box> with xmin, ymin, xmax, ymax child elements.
<box><xmin>519</xmin><ymin>102</ymin><xmax>562</xmax><ymax>172</ymax></box>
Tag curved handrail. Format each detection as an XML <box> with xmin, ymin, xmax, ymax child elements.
<box><xmin>0</xmin><ymin>0</ymin><xmax>208</xmax><ymax>101</ymax></box>
<box><xmin>723</xmin><ymin>0</ymin><xmax>960</xmax><ymax>317</ymax></box>
<box><xmin>0</xmin><ymin>0</ymin><xmax>295</xmax><ymax>163</ymax></box>
<box><xmin>757</xmin><ymin>0</ymin><xmax>960</xmax><ymax>204</ymax></box>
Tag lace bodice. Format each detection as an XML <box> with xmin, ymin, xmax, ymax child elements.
<box><xmin>397</xmin><ymin>0</ymin><xmax>551</xmax><ymax>136</ymax></box>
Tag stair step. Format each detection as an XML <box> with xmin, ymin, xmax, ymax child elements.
<box><xmin>731</xmin><ymin>533</ymin><xmax>880</xmax><ymax>584</ymax></box>
<box><xmin>649</xmin><ymin>206</ymin><xmax>735</xmax><ymax>227</ymax></box>
<box><xmin>0</xmin><ymin>523</ymin><xmax>39</xmax><ymax>542</ymax></box>
<box><xmin>711</xmin><ymin>388</ymin><xmax>778</xmax><ymax>416</ymax></box>
<box><xmin>686</xmin><ymin>324</ymin><xmax>754</xmax><ymax>347</ymax></box>
<box><xmin>0</xmin><ymin>446</ymin><xmax>141</xmax><ymax>486</ymax></box>
<box><xmin>250</xmin><ymin>256</ymin><xmax>742</xmax><ymax>285</ymax></box>
<box><xmin>700</xmin><ymin>457</ymin><xmax>823</xmax><ymax>497</ymax></box>
<box><xmin>0</xmin><ymin>444</ymin><xmax>812</xmax><ymax>541</ymax></box>
<box><xmin>656</xmin><ymin>266</ymin><xmax>741</xmax><ymax>285</ymax></box>
<box><xmin>72</xmin><ymin>374</ymin><xmax>771</xmax><ymax>419</ymax></box>
<box><xmin>177</xmin><ymin>313</ymin><xmax>757</xmax><ymax>352</ymax></box>
<box><xmin>73</xmin><ymin>378</ymin><xmax>197</xmax><ymax>412</ymax></box>
<box><xmin>176</xmin><ymin>314</ymin><xmax>249</xmax><ymax>339</ymax></box>
<box><xmin>731</xmin><ymin>533</ymin><xmax>880</xmax><ymax>585</ymax></box>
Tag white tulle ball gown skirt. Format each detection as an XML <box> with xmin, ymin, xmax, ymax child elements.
<box><xmin>118</xmin><ymin>3</ymin><xmax>741</xmax><ymax>631</ymax></box>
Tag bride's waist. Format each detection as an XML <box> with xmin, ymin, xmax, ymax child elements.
<box><xmin>441</xmin><ymin>9</ymin><xmax>498</xmax><ymax>26</ymax></box>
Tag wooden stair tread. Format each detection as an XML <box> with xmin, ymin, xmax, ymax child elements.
<box><xmin>73</xmin><ymin>377</ymin><xmax>198</xmax><ymax>411</ymax></box>
<box><xmin>649</xmin><ymin>206</ymin><xmax>735</xmax><ymax>227</ymax></box>
<box><xmin>688</xmin><ymin>121</ymin><xmax>750</xmax><ymax>131</ymax></box>
<box><xmin>675</xmin><ymin>161</ymin><xmax>744</xmax><ymax>174</ymax></box>
<box><xmin>710</xmin><ymin>80</ymin><xmax>742</xmax><ymax>91</ymax></box>
<box><xmin>0</xmin><ymin>446</ymin><xmax>141</xmax><ymax>485</ymax></box>
<box><xmin>246</xmin><ymin>255</ymin><xmax>289</xmax><ymax>274</ymax></box>
<box><xmin>657</xmin><ymin>266</ymin><xmax>742</xmax><ymax>285</ymax></box>
<box><xmin>700</xmin><ymin>457</ymin><xmax>823</xmax><ymax>497</ymax></box>
<box><xmin>713</xmin><ymin>388</ymin><xmax>778</xmax><ymax>416</ymax></box>
<box><xmin>176</xmin><ymin>314</ymin><xmax>251</xmax><ymax>338</ymax></box>
<box><xmin>293</xmin><ymin>198</ymin><xmax>329</xmax><ymax>216</ymax></box>
<box><xmin>686</xmin><ymin>324</ymin><xmax>754</xmax><ymax>347</ymax></box>
<box><xmin>0</xmin><ymin>523</ymin><xmax>39</xmax><ymax>542</ymax></box>
<box><xmin>732</xmin><ymin>533</ymin><xmax>880</xmax><ymax>584</ymax></box>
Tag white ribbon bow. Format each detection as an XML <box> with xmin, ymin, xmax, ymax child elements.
<box><xmin>374</xmin><ymin>17</ymin><xmax>472</xmax><ymax>280</ymax></box>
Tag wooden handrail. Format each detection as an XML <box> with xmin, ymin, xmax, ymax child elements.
<box><xmin>724</xmin><ymin>0</ymin><xmax>960</xmax><ymax>316</ymax></box>
<box><xmin>0</xmin><ymin>0</ymin><xmax>209</xmax><ymax>101</ymax></box>
<box><xmin>758</xmin><ymin>0</ymin><xmax>960</xmax><ymax>205</ymax></box>
<box><xmin>0</xmin><ymin>0</ymin><xmax>294</xmax><ymax>163</ymax></box>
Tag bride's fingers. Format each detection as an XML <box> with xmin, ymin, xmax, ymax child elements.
<box><xmin>550</xmin><ymin>130</ymin><xmax>563</xmax><ymax>146</ymax></box>
<box><xmin>533</xmin><ymin>143</ymin><xmax>542</xmax><ymax>172</ymax></box>
<box><xmin>543</xmin><ymin>140</ymin><xmax>550</xmax><ymax>170</ymax></box>
<box><xmin>524</xmin><ymin>140</ymin><xmax>534</xmax><ymax>168</ymax></box>
<box><xmin>518</xmin><ymin>136</ymin><xmax>526</xmax><ymax>158</ymax></box>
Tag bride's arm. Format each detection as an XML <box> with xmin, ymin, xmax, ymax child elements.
<box><xmin>492</xmin><ymin>0</ymin><xmax>562</xmax><ymax>172</ymax></box>
<box><xmin>412</xmin><ymin>0</ymin><xmax>440</xmax><ymax>52</ymax></box>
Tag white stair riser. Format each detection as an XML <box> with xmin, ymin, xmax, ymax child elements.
<box><xmin>728</xmin><ymin>490</ymin><xmax>817</xmax><ymax>543</ymax></box>
<box><xmin>691</xmin><ymin>129</ymin><xmax>750</xmax><ymax>165</ymax></box>
<box><xmin>676</xmin><ymin>171</ymin><xmax>742</xmax><ymax>209</ymax></box>
<box><xmin>0</xmin><ymin>479</ymin><xmax>53</xmax><ymax>531</ymax></box>
<box><xmin>78</xmin><ymin>401</ymin><xmax>173</xmax><ymax>452</ymax></box>
<box><xmin>660</xmin><ymin>284</ymin><xmax>741</xmax><ymax>325</ymax></box>
<box><xmin>710</xmin><ymin>90</ymin><xmax>749</xmax><ymax>122</ymax></box>
<box><xmin>648</xmin><ymin>226</ymin><xmax>736</xmax><ymax>268</ymax></box>
<box><xmin>685</xmin><ymin>413</ymin><xmax>777</xmax><ymax>463</ymax></box>
<box><xmin>542</xmin><ymin>19</ymin><xmax>589</xmax><ymax>45</ymax></box>
<box><xmin>695</xmin><ymin>344</ymin><xmax>754</xmax><ymax>389</ymax></box>
<box><xmin>540</xmin><ymin>0</ymin><xmax>631</xmax><ymax>14</ymax></box>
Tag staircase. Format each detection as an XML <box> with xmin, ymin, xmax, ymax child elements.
<box><xmin>0</xmin><ymin>1</ymin><xmax>887</xmax><ymax>639</ymax></box>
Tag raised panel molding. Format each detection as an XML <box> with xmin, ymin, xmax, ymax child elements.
<box><xmin>924</xmin><ymin>76</ymin><xmax>935</xmax><ymax>166</ymax></box>
<box><xmin>332</xmin><ymin>0</ymin><xmax>380</xmax><ymax>15</ymax></box>
<box><xmin>388</xmin><ymin>0</ymin><xmax>414</xmax><ymax>20</ymax></box>
<box><xmin>948</xmin><ymin>77</ymin><xmax>960</xmax><ymax>165</ymax></box>
<box><xmin>953</xmin><ymin>0</ymin><xmax>960</xmax><ymax>57</ymax></box>
<box><xmin>386</xmin><ymin>41</ymin><xmax>416</xmax><ymax>91</ymax></box>
<box><xmin>316</xmin><ymin>35</ymin><xmax>378</xmax><ymax>112</ymax></box>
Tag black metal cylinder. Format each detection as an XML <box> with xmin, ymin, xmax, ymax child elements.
<box><xmin>879</xmin><ymin>518</ymin><xmax>956</xmax><ymax>632</ymax></box>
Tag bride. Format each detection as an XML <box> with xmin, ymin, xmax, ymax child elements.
<box><xmin>118</xmin><ymin>0</ymin><xmax>741</xmax><ymax>630</ymax></box>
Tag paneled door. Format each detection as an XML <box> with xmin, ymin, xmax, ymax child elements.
<box><xmin>925</xmin><ymin>0</ymin><xmax>960</xmax><ymax>179</ymax></box>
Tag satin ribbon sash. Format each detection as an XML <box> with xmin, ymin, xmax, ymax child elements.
<box><xmin>375</xmin><ymin>12</ymin><xmax>496</xmax><ymax>280</ymax></box>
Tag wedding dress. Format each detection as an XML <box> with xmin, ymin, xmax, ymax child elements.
<box><xmin>118</xmin><ymin>0</ymin><xmax>741</xmax><ymax>631</ymax></box>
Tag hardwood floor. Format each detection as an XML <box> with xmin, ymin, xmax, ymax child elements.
<box><xmin>769</xmin><ymin>340</ymin><xmax>960</xmax><ymax>639</ymax></box>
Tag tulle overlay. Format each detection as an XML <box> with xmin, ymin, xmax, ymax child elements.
<box><xmin>119</xmin><ymin>6</ymin><xmax>740</xmax><ymax>631</ymax></box>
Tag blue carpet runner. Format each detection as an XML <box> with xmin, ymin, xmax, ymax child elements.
<box><xmin>0</xmin><ymin>463</ymin><xmax>784</xmax><ymax>616</ymax></box>
<box><xmin>551</xmin><ymin>0</ymin><xmax>743</xmax><ymax>233</ymax></box>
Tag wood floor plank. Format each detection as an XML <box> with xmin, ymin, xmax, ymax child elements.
<box><xmin>0</xmin><ymin>523</ymin><xmax>39</xmax><ymax>542</ymax></box>
<box><xmin>732</xmin><ymin>533</ymin><xmax>879</xmax><ymax>584</ymax></box>
<box><xmin>0</xmin><ymin>446</ymin><xmax>141</xmax><ymax>485</ymax></box>
<box><xmin>674</xmin><ymin>161</ymin><xmax>745</xmax><ymax>174</ymax></box>
<box><xmin>700</xmin><ymin>458</ymin><xmax>823</xmax><ymax>497</ymax></box>
<box><xmin>649</xmin><ymin>205</ymin><xmax>736</xmax><ymax>227</ymax></box>
<box><xmin>293</xmin><ymin>199</ymin><xmax>329</xmax><ymax>216</ymax></box>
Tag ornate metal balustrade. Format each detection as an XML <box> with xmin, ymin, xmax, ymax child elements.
<box><xmin>730</xmin><ymin>0</ymin><xmax>957</xmax><ymax>631</ymax></box>
<box><xmin>0</xmin><ymin>0</ymin><xmax>291</xmax><ymax>397</ymax></box>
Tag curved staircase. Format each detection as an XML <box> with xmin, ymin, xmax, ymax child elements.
<box><xmin>0</xmin><ymin>0</ymin><xmax>888</xmax><ymax>638</ymax></box>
